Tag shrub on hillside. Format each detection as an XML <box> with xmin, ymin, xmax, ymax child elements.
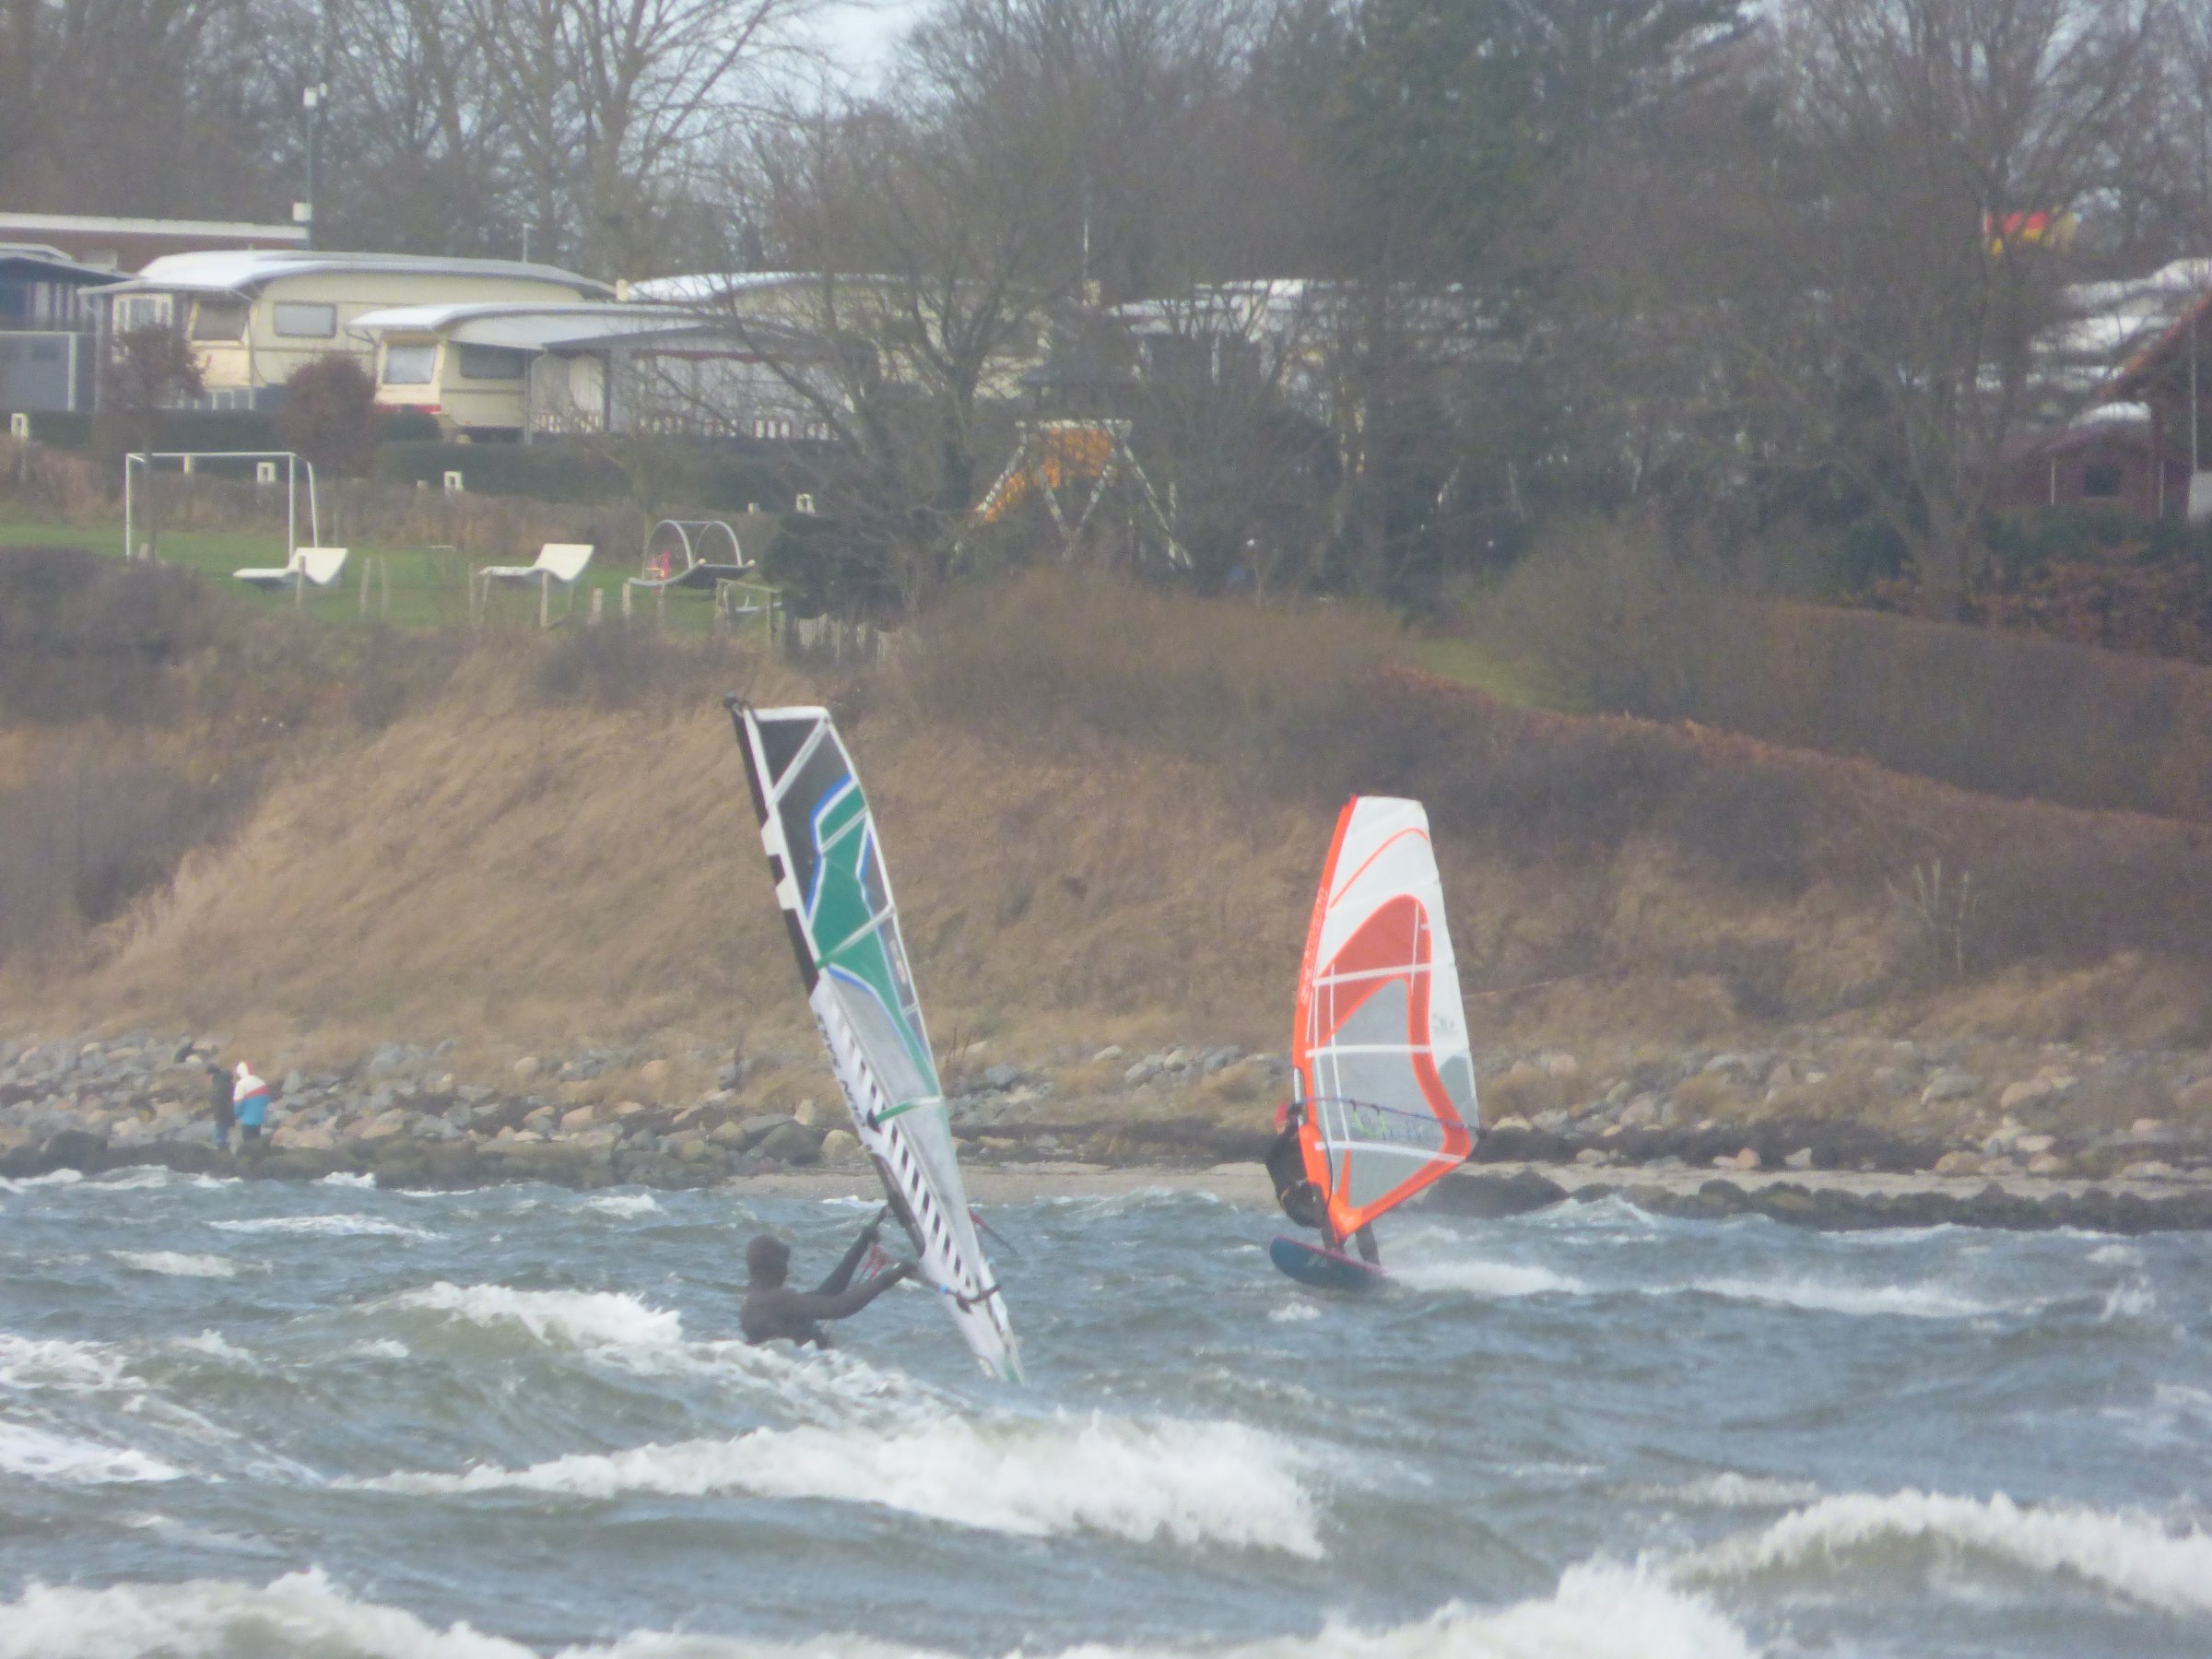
<box><xmin>1477</xmin><ymin>523</ymin><xmax>2212</xmax><ymax>823</ymax></box>
<box><xmin>0</xmin><ymin>547</ymin><xmax>229</xmax><ymax>723</ymax></box>
<box><xmin>0</xmin><ymin>747</ymin><xmax>251</xmax><ymax>955</ymax></box>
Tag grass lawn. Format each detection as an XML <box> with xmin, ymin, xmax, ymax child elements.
<box><xmin>1408</xmin><ymin>634</ymin><xmax>1547</xmax><ymax>707</ymax></box>
<box><xmin>0</xmin><ymin>512</ymin><xmax>772</xmax><ymax>638</ymax></box>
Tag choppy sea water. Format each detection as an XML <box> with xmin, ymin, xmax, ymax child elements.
<box><xmin>1</xmin><ymin>1167</ymin><xmax>2208</xmax><ymax>1657</ymax></box>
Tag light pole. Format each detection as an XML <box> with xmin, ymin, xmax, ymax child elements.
<box><xmin>298</xmin><ymin>82</ymin><xmax>328</xmax><ymax>248</ymax></box>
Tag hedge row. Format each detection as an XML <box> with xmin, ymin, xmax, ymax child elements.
<box><xmin>19</xmin><ymin>411</ymin><xmax>834</xmax><ymax>512</ymax></box>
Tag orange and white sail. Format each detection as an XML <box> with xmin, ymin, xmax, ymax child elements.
<box><xmin>1292</xmin><ymin>796</ymin><xmax>1478</xmax><ymax>1242</ymax></box>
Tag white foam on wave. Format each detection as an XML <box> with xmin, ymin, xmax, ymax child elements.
<box><xmin>1392</xmin><ymin>1258</ymin><xmax>1587</xmax><ymax>1298</ymax></box>
<box><xmin>360</xmin><ymin>1413</ymin><xmax>1326</xmax><ymax>1557</ymax></box>
<box><xmin>1679</xmin><ymin>1276</ymin><xmax>1994</xmax><ymax>1319</ymax></box>
<box><xmin>0</xmin><ymin>1170</ymin><xmax>83</xmax><ymax>1193</ymax></box>
<box><xmin>109</xmin><ymin>1251</ymin><xmax>237</xmax><ymax>1279</ymax></box>
<box><xmin>382</xmin><ymin>1283</ymin><xmax>947</xmax><ymax>1425</ymax></box>
<box><xmin>1269</xmin><ymin>1301</ymin><xmax>1323</xmax><ymax>1323</ymax></box>
<box><xmin>0</xmin><ymin>1563</ymin><xmax>1750</xmax><ymax>1659</ymax></box>
<box><xmin>391</xmin><ymin>1282</ymin><xmax>684</xmax><ymax>1350</ymax></box>
<box><xmin>171</xmin><ymin>1332</ymin><xmax>254</xmax><ymax>1362</ymax></box>
<box><xmin>320</xmin><ymin>1171</ymin><xmax>379</xmax><ymax>1188</ymax></box>
<box><xmin>0</xmin><ymin>1333</ymin><xmax>127</xmax><ymax>1393</ymax></box>
<box><xmin>0</xmin><ymin>1568</ymin><xmax>534</xmax><ymax>1659</ymax></box>
<box><xmin>349</xmin><ymin>1338</ymin><xmax>411</xmax><ymax>1360</ymax></box>
<box><xmin>1640</xmin><ymin>1472</ymin><xmax>1825</xmax><ymax>1510</ymax></box>
<box><xmin>2098</xmin><ymin>1280</ymin><xmax>2157</xmax><ymax>1322</ymax></box>
<box><xmin>582</xmin><ymin>1193</ymin><xmax>661</xmax><ymax>1218</ymax></box>
<box><xmin>0</xmin><ymin>1421</ymin><xmax>180</xmax><ymax>1485</ymax></box>
<box><xmin>1688</xmin><ymin>1488</ymin><xmax>2212</xmax><ymax>1618</ymax></box>
<box><xmin>92</xmin><ymin>1168</ymin><xmax>178</xmax><ymax>1191</ymax></box>
<box><xmin>213</xmin><ymin>1214</ymin><xmax>434</xmax><ymax>1241</ymax></box>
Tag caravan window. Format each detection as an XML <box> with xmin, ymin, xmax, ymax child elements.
<box><xmin>273</xmin><ymin>301</ymin><xmax>337</xmax><ymax>337</ymax></box>
<box><xmin>112</xmin><ymin>294</ymin><xmax>172</xmax><ymax>334</ymax></box>
<box><xmin>191</xmin><ymin>300</ymin><xmax>247</xmax><ymax>341</ymax></box>
<box><xmin>382</xmin><ymin>343</ymin><xmax>437</xmax><ymax>384</ymax></box>
<box><xmin>455</xmin><ymin>344</ymin><xmax>527</xmax><ymax>381</ymax></box>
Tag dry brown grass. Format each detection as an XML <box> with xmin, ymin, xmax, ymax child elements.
<box><xmin>10</xmin><ymin>566</ymin><xmax>2212</xmax><ymax>1068</ymax></box>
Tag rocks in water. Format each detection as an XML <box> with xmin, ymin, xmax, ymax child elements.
<box><xmin>818</xmin><ymin>1129</ymin><xmax>862</xmax><ymax>1164</ymax></box>
<box><xmin>1420</xmin><ymin>1169</ymin><xmax>1567</xmax><ymax>1218</ymax></box>
<box><xmin>1783</xmin><ymin>1147</ymin><xmax>1816</xmax><ymax>1171</ymax></box>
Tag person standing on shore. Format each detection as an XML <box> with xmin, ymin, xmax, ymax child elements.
<box><xmin>206</xmin><ymin>1064</ymin><xmax>236</xmax><ymax>1150</ymax></box>
<box><xmin>232</xmin><ymin>1064</ymin><xmax>272</xmax><ymax>1146</ymax></box>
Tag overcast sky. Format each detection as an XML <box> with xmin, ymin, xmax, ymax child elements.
<box><xmin>806</xmin><ymin>0</ymin><xmax>932</xmax><ymax>82</ymax></box>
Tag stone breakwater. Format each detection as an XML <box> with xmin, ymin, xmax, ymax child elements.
<box><xmin>3</xmin><ymin>1030</ymin><xmax>2210</xmax><ymax>1230</ymax></box>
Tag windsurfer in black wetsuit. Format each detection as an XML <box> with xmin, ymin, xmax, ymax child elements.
<box><xmin>1265</xmin><ymin>1100</ymin><xmax>1381</xmax><ymax>1264</ymax></box>
<box><xmin>740</xmin><ymin>1215</ymin><xmax>913</xmax><ymax>1348</ymax></box>
<box><xmin>1265</xmin><ymin>1100</ymin><xmax>1330</xmax><ymax>1232</ymax></box>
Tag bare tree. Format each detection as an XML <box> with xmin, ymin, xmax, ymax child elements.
<box><xmin>316</xmin><ymin>0</ymin><xmax>520</xmax><ymax>254</ymax></box>
<box><xmin>1770</xmin><ymin>0</ymin><xmax>2162</xmax><ymax>616</ymax></box>
<box><xmin>0</xmin><ymin>0</ymin><xmax>289</xmax><ymax>217</ymax></box>
<box><xmin>462</xmin><ymin>0</ymin><xmax>815</xmax><ymax>275</ymax></box>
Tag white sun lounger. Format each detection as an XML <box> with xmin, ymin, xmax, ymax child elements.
<box><xmin>233</xmin><ymin>547</ymin><xmax>348</xmax><ymax>607</ymax></box>
<box><xmin>474</xmin><ymin>542</ymin><xmax>595</xmax><ymax>628</ymax></box>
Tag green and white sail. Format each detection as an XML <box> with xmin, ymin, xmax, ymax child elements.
<box><xmin>729</xmin><ymin>701</ymin><xmax>1020</xmax><ymax>1382</ymax></box>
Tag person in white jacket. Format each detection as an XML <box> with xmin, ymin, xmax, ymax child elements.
<box><xmin>232</xmin><ymin>1064</ymin><xmax>273</xmax><ymax>1145</ymax></box>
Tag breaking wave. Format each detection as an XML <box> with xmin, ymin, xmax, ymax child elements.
<box><xmin>213</xmin><ymin>1215</ymin><xmax>435</xmax><ymax>1241</ymax></box>
<box><xmin>0</xmin><ymin>1422</ymin><xmax>179</xmax><ymax>1485</ymax></box>
<box><xmin>0</xmin><ymin>1562</ymin><xmax>1752</xmax><ymax>1659</ymax></box>
<box><xmin>582</xmin><ymin>1193</ymin><xmax>661</xmax><ymax>1217</ymax></box>
<box><xmin>388</xmin><ymin>1282</ymin><xmax>683</xmax><ymax>1350</ymax></box>
<box><xmin>108</xmin><ymin>1252</ymin><xmax>238</xmax><ymax>1279</ymax></box>
<box><xmin>0</xmin><ymin>1334</ymin><xmax>128</xmax><ymax>1394</ymax></box>
<box><xmin>1679</xmin><ymin>1276</ymin><xmax>1995</xmax><ymax>1320</ymax></box>
<box><xmin>1687</xmin><ymin>1488</ymin><xmax>2212</xmax><ymax>1618</ymax></box>
<box><xmin>359</xmin><ymin>1413</ymin><xmax>1326</xmax><ymax>1557</ymax></box>
<box><xmin>1392</xmin><ymin>1258</ymin><xmax>1588</xmax><ymax>1298</ymax></box>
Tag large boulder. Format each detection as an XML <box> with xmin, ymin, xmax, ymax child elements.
<box><xmin>756</xmin><ymin>1121</ymin><xmax>825</xmax><ymax>1164</ymax></box>
<box><xmin>1420</xmin><ymin>1169</ymin><xmax>1566</xmax><ymax>1219</ymax></box>
<box><xmin>711</xmin><ymin>1113</ymin><xmax>796</xmax><ymax>1153</ymax></box>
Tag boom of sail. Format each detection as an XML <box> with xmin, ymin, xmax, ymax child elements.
<box><xmin>1291</xmin><ymin>795</ymin><xmax>1478</xmax><ymax>1243</ymax></box>
<box><xmin>729</xmin><ymin>701</ymin><xmax>1020</xmax><ymax>1382</ymax></box>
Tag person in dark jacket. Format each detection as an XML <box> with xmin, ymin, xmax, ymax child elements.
<box><xmin>206</xmin><ymin>1065</ymin><xmax>236</xmax><ymax>1150</ymax></box>
<box><xmin>1265</xmin><ymin>1100</ymin><xmax>1329</xmax><ymax>1231</ymax></box>
<box><xmin>740</xmin><ymin>1216</ymin><xmax>912</xmax><ymax>1348</ymax></box>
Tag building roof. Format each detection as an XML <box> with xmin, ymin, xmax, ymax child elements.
<box><xmin>106</xmin><ymin>250</ymin><xmax>612</xmax><ymax>300</ymax></box>
<box><xmin>0</xmin><ymin>242</ymin><xmax>124</xmax><ymax>286</ymax></box>
<box><xmin>0</xmin><ymin>212</ymin><xmax>306</xmax><ymax>248</ymax></box>
<box><xmin>348</xmin><ymin>299</ymin><xmax>825</xmax><ymax>358</ymax></box>
<box><xmin>2069</xmin><ymin>257</ymin><xmax>2212</xmax><ymax>406</ymax></box>
<box><xmin>350</xmin><ymin>301</ymin><xmax>697</xmax><ymax>350</ymax></box>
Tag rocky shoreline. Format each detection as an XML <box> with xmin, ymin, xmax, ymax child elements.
<box><xmin>6</xmin><ymin>1030</ymin><xmax>2211</xmax><ymax>1232</ymax></box>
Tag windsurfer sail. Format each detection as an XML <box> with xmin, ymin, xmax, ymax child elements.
<box><xmin>1274</xmin><ymin>796</ymin><xmax>1477</xmax><ymax>1267</ymax></box>
<box><xmin>728</xmin><ymin>700</ymin><xmax>1021</xmax><ymax>1382</ymax></box>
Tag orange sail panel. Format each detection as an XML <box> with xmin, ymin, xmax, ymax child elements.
<box><xmin>1293</xmin><ymin>797</ymin><xmax>1478</xmax><ymax>1241</ymax></box>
